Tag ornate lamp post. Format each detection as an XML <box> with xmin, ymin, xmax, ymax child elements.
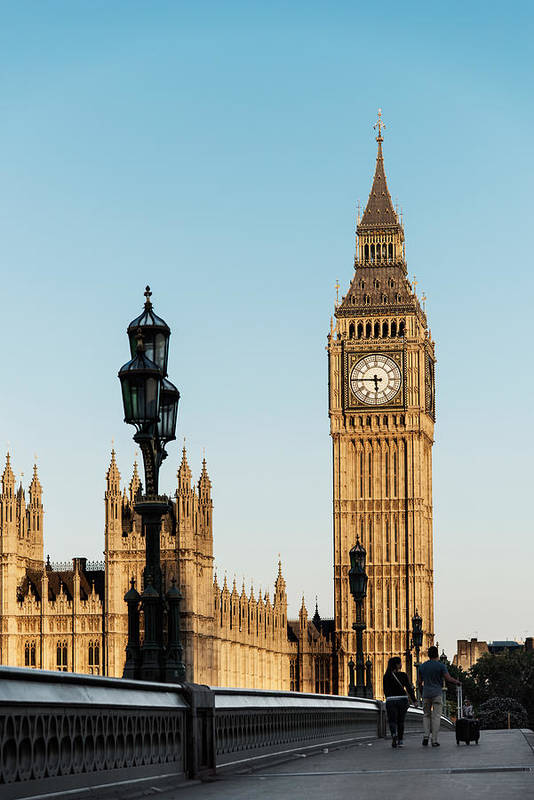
<box><xmin>348</xmin><ymin>539</ymin><xmax>369</xmax><ymax>697</ymax></box>
<box><xmin>118</xmin><ymin>286</ymin><xmax>184</xmax><ymax>682</ymax></box>
<box><xmin>411</xmin><ymin>610</ymin><xmax>423</xmax><ymax>703</ymax></box>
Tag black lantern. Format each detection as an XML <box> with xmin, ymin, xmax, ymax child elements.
<box><xmin>348</xmin><ymin>540</ymin><xmax>368</xmax><ymax>601</ymax></box>
<box><xmin>412</xmin><ymin>610</ymin><xmax>423</xmax><ymax>650</ymax></box>
<box><xmin>119</xmin><ymin>287</ymin><xmax>183</xmax><ymax>683</ymax></box>
<box><xmin>118</xmin><ymin>332</ymin><xmax>162</xmax><ymax>430</ymax></box>
<box><xmin>157</xmin><ymin>378</ymin><xmax>180</xmax><ymax>444</ymax></box>
<box><xmin>128</xmin><ymin>286</ymin><xmax>171</xmax><ymax>376</ymax></box>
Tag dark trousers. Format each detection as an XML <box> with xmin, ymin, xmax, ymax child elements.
<box><xmin>385</xmin><ymin>697</ymin><xmax>410</xmax><ymax>739</ymax></box>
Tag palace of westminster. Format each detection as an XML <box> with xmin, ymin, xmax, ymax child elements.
<box><xmin>0</xmin><ymin>117</ymin><xmax>436</xmax><ymax>697</ymax></box>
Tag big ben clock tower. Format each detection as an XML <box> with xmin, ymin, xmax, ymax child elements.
<box><xmin>328</xmin><ymin>112</ymin><xmax>436</xmax><ymax>697</ymax></box>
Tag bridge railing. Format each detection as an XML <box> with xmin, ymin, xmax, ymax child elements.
<box><xmin>213</xmin><ymin>687</ymin><xmax>384</xmax><ymax>768</ymax></box>
<box><xmin>0</xmin><ymin>668</ymin><xmax>452</xmax><ymax>797</ymax></box>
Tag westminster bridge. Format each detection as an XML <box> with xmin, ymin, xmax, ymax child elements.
<box><xmin>0</xmin><ymin>667</ymin><xmax>532</xmax><ymax>800</ymax></box>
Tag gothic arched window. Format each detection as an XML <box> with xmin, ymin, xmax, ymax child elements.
<box><xmin>56</xmin><ymin>641</ymin><xmax>68</xmax><ymax>672</ymax></box>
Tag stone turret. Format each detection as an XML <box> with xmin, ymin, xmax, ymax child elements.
<box><xmin>28</xmin><ymin>465</ymin><xmax>44</xmax><ymax>562</ymax></box>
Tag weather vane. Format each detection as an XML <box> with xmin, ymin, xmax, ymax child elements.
<box><xmin>335</xmin><ymin>279</ymin><xmax>340</xmax><ymax>306</ymax></box>
<box><xmin>373</xmin><ymin>108</ymin><xmax>385</xmax><ymax>142</ymax></box>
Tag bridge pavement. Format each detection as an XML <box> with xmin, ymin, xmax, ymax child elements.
<box><xmin>122</xmin><ymin>728</ymin><xmax>534</xmax><ymax>800</ymax></box>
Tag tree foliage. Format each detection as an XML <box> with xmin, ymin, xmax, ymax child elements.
<box><xmin>448</xmin><ymin>651</ymin><xmax>534</xmax><ymax>727</ymax></box>
<box><xmin>477</xmin><ymin>697</ymin><xmax>528</xmax><ymax>730</ymax></box>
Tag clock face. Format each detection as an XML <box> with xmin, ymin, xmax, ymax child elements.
<box><xmin>350</xmin><ymin>354</ymin><xmax>402</xmax><ymax>405</ymax></box>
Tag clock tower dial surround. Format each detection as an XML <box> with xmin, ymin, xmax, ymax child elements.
<box><xmin>327</xmin><ymin>118</ymin><xmax>436</xmax><ymax>698</ymax></box>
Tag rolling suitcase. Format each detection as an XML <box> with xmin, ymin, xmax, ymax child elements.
<box><xmin>455</xmin><ymin>685</ymin><xmax>480</xmax><ymax>745</ymax></box>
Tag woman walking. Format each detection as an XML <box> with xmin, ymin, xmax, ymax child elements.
<box><xmin>383</xmin><ymin>656</ymin><xmax>417</xmax><ymax>748</ymax></box>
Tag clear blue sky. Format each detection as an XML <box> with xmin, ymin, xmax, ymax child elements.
<box><xmin>1</xmin><ymin>1</ymin><xmax>533</xmax><ymax>657</ymax></box>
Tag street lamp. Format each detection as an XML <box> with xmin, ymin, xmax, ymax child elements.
<box><xmin>348</xmin><ymin>539</ymin><xmax>369</xmax><ymax>697</ymax></box>
<box><xmin>411</xmin><ymin>610</ymin><xmax>423</xmax><ymax>703</ymax></box>
<box><xmin>118</xmin><ymin>286</ymin><xmax>184</xmax><ymax>683</ymax></box>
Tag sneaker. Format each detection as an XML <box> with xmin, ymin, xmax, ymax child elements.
<box><xmin>397</xmin><ymin>740</ymin><xmax>404</xmax><ymax>747</ymax></box>
<box><xmin>392</xmin><ymin>735</ymin><xmax>397</xmax><ymax>748</ymax></box>
<box><xmin>431</xmin><ymin>742</ymin><xmax>440</xmax><ymax>747</ymax></box>
<box><xmin>422</xmin><ymin>738</ymin><xmax>429</xmax><ymax>746</ymax></box>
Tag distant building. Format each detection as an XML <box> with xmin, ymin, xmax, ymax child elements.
<box><xmin>488</xmin><ymin>641</ymin><xmax>523</xmax><ymax>655</ymax></box>
<box><xmin>454</xmin><ymin>637</ymin><xmax>534</xmax><ymax>670</ymax></box>
<box><xmin>453</xmin><ymin>638</ymin><xmax>489</xmax><ymax>670</ymax></box>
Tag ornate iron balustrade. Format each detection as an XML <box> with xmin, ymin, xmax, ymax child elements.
<box><xmin>0</xmin><ymin>666</ymin><xmax>195</xmax><ymax>797</ymax></box>
<box><xmin>213</xmin><ymin>688</ymin><xmax>385</xmax><ymax>767</ymax></box>
<box><xmin>0</xmin><ymin>668</ymin><xmax>452</xmax><ymax>797</ymax></box>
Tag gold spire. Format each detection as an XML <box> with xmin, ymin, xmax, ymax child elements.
<box><xmin>373</xmin><ymin>107</ymin><xmax>385</xmax><ymax>142</ymax></box>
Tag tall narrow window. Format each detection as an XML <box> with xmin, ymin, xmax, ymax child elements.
<box><xmin>395</xmin><ymin>584</ymin><xmax>400</xmax><ymax>627</ymax></box>
<box><xmin>385</xmin><ymin>519</ymin><xmax>390</xmax><ymax>561</ymax></box>
<box><xmin>88</xmin><ymin>641</ymin><xmax>100</xmax><ymax>675</ymax></box>
<box><xmin>369</xmin><ymin>586</ymin><xmax>374</xmax><ymax>627</ymax></box>
<box><xmin>359</xmin><ymin>452</ymin><xmax>364</xmax><ymax>497</ymax></box>
<box><xmin>368</xmin><ymin>518</ymin><xmax>372</xmax><ymax>561</ymax></box>
<box><xmin>360</xmin><ymin>517</ymin><xmax>364</xmax><ymax>542</ymax></box>
<box><xmin>393</xmin><ymin>451</ymin><xmax>398</xmax><ymax>496</ymax></box>
<box><xmin>386</xmin><ymin>585</ymin><xmax>391</xmax><ymax>628</ymax></box>
<box><xmin>394</xmin><ymin>518</ymin><xmax>398</xmax><ymax>561</ymax></box>
<box><xmin>388</xmin><ymin>242</ymin><xmax>393</xmax><ymax>261</ymax></box>
<box><xmin>57</xmin><ymin>641</ymin><xmax>68</xmax><ymax>672</ymax></box>
<box><xmin>385</xmin><ymin>452</ymin><xmax>389</xmax><ymax>497</ymax></box>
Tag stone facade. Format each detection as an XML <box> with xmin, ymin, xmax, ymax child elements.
<box><xmin>328</xmin><ymin>121</ymin><xmax>436</xmax><ymax>696</ymax></box>
<box><xmin>453</xmin><ymin>638</ymin><xmax>489</xmax><ymax>670</ymax></box>
<box><xmin>0</xmin><ymin>124</ymin><xmax>435</xmax><ymax>698</ymax></box>
<box><xmin>0</xmin><ymin>450</ymin><xmax>331</xmax><ymax>691</ymax></box>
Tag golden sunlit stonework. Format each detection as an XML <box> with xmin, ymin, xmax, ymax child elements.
<box><xmin>0</xmin><ymin>449</ymin><xmax>333</xmax><ymax>690</ymax></box>
<box><xmin>0</xmin><ymin>119</ymin><xmax>434</xmax><ymax>698</ymax></box>
<box><xmin>328</xmin><ymin>113</ymin><xmax>436</xmax><ymax>697</ymax></box>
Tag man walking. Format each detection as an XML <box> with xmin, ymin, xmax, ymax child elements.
<box><xmin>418</xmin><ymin>646</ymin><xmax>460</xmax><ymax>747</ymax></box>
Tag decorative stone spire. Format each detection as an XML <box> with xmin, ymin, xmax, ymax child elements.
<box><xmin>29</xmin><ymin>464</ymin><xmax>42</xmax><ymax>501</ymax></box>
<box><xmin>106</xmin><ymin>450</ymin><xmax>121</xmax><ymax>494</ymax></box>
<box><xmin>2</xmin><ymin>452</ymin><xmax>15</xmax><ymax>496</ymax></box>
<box><xmin>274</xmin><ymin>558</ymin><xmax>286</xmax><ymax>596</ymax></box>
<box><xmin>198</xmin><ymin>457</ymin><xmax>211</xmax><ymax>500</ymax></box>
<box><xmin>358</xmin><ymin>109</ymin><xmax>399</xmax><ymax>231</ymax></box>
<box><xmin>312</xmin><ymin>596</ymin><xmax>321</xmax><ymax>629</ymax></box>
<box><xmin>299</xmin><ymin>595</ymin><xmax>308</xmax><ymax>629</ymax></box>
<box><xmin>129</xmin><ymin>459</ymin><xmax>141</xmax><ymax>501</ymax></box>
<box><xmin>177</xmin><ymin>444</ymin><xmax>192</xmax><ymax>490</ymax></box>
